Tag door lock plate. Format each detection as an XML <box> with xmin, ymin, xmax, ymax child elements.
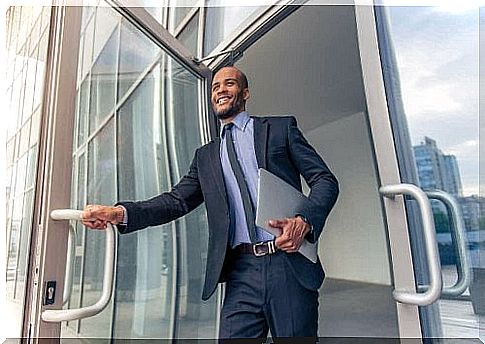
<box><xmin>44</xmin><ymin>281</ymin><xmax>56</xmax><ymax>305</ymax></box>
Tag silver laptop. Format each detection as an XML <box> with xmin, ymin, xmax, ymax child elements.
<box><xmin>255</xmin><ymin>168</ymin><xmax>318</xmax><ymax>263</ymax></box>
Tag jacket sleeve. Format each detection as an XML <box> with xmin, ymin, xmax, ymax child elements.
<box><xmin>287</xmin><ymin>116</ymin><xmax>339</xmax><ymax>243</ymax></box>
<box><xmin>115</xmin><ymin>148</ymin><xmax>204</xmax><ymax>234</ymax></box>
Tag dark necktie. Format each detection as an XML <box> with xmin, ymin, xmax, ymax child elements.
<box><xmin>224</xmin><ymin>123</ymin><xmax>258</xmax><ymax>243</ymax></box>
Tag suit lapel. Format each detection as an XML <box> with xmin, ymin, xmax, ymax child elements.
<box><xmin>253</xmin><ymin>116</ymin><xmax>269</xmax><ymax>169</ymax></box>
<box><xmin>208</xmin><ymin>138</ymin><xmax>227</xmax><ymax>199</ymax></box>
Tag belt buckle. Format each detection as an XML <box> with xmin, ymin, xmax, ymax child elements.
<box><xmin>253</xmin><ymin>242</ymin><xmax>268</xmax><ymax>257</ymax></box>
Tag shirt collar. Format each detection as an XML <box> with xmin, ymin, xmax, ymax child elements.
<box><xmin>219</xmin><ymin>111</ymin><xmax>250</xmax><ymax>138</ymax></box>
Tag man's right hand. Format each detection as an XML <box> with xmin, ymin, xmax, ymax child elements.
<box><xmin>82</xmin><ymin>205</ymin><xmax>125</xmax><ymax>229</ymax></box>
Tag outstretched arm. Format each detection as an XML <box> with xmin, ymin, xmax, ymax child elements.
<box><xmin>82</xmin><ymin>148</ymin><xmax>204</xmax><ymax>233</ymax></box>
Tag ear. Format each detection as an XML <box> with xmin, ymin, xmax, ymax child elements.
<box><xmin>243</xmin><ymin>88</ymin><xmax>250</xmax><ymax>101</ymax></box>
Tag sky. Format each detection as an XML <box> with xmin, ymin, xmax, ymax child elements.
<box><xmin>387</xmin><ymin>6</ymin><xmax>479</xmax><ymax>196</ymax></box>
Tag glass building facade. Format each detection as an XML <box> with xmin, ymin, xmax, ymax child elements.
<box><xmin>5</xmin><ymin>6</ymin><xmax>51</xmax><ymax>339</ymax></box>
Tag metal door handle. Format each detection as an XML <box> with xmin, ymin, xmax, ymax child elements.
<box><xmin>41</xmin><ymin>209</ymin><xmax>117</xmax><ymax>322</ymax></box>
<box><xmin>63</xmin><ymin>223</ymin><xmax>76</xmax><ymax>306</ymax></box>
<box><xmin>380</xmin><ymin>184</ymin><xmax>442</xmax><ymax>306</ymax></box>
<box><xmin>426</xmin><ymin>191</ymin><xmax>471</xmax><ymax>297</ymax></box>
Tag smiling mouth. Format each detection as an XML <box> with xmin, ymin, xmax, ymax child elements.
<box><xmin>217</xmin><ymin>96</ymin><xmax>231</xmax><ymax>105</ymax></box>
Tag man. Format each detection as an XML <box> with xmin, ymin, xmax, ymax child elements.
<box><xmin>82</xmin><ymin>66</ymin><xmax>339</xmax><ymax>342</ymax></box>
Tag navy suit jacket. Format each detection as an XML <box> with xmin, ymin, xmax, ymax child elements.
<box><xmin>117</xmin><ymin>115</ymin><xmax>339</xmax><ymax>300</ymax></box>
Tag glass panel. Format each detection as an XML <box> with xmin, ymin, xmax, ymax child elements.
<box><xmin>8</xmin><ymin>71</ymin><xmax>23</xmax><ymax>137</ymax></box>
<box><xmin>26</xmin><ymin>145</ymin><xmax>38</xmax><ymax>189</ymax></box>
<box><xmin>33</xmin><ymin>29</ymin><xmax>49</xmax><ymax>110</ymax></box>
<box><xmin>30</xmin><ymin>108</ymin><xmax>41</xmax><ymax>147</ymax></box>
<box><xmin>118</xmin><ymin>17</ymin><xmax>159</xmax><ymax>101</ymax></box>
<box><xmin>81</xmin><ymin>6</ymin><xmax>96</xmax><ymax>32</ymax></box>
<box><xmin>7</xmin><ymin>138</ymin><xmax>16</xmax><ymax>166</ymax></box>
<box><xmin>6</xmin><ymin>194</ymin><xmax>25</xmax><ymax>298</ymax></box>
<box><xmin>14</xmin><ymin>153</ymin><xmax>28</xmax><ymax>197</ymax></box>
<box><xmin>79</xmin><ymin>118</ymin><xmax>116</xmax><ymax>340</ymax></box>
<box><xmin>19</xmin><ymin>118</ymin><xmax>31</xmax><ymax>157</ymax></box>
<box><xmin>77</xmin><ymin>77</ymin><xmax>90</xmax><ymax>147</ymax></box>
<box><xmin>204</xmin><ymin>4</ymin><xmax>260</xmax><ymax>55</ymax></box>
<box><xmin>41</xmin><ymin>6</ymin><xmax>51</xmax><ymax>32</ymax></box>
<box><xmin>81</xmin><ymin>15</ymin><xmax>95</xmax><ymax>82</ymax></box>
<box><xmin>29</xmin><ymin>16</ymin><xmax>42</xmax><ymax>57</ymax></box>
<box><xmin>92</xmin><ymin>5</ymin><xmax>119</xmax><ymax>67</ymax></box>
<box><xmin>23</xmin><ymin>57</ymin><xmax>37</xmax><ymax>120</ymax></box>
<box><xmin>170</xmin><ymin>0</ymin><xmax>198</xmax><ymax>33</ymax></box>
<box><xmin>177</xmin><ymin>12</ymin><xmax>199</xmax><ymax>57</ymax></box>
<box><xmin>89</xmin><ymin>26</ymin><xmax>119</xmax><ymax>134</ymax></box>
<box><xmin>165</xmin><ymin>62</ymin><xmax>216</xmax><ymax>339</ymax></box>
<box><xmin>14</xmin><ymin>189</ymin><xmax>35</xmax><ymax>299</ymax></box>
<box><xmin>113</xmin><ymin>66</ymin><xmax>173</xmax><ymax>339</ymax></box>
<box><xmin>68</xmin><ymin>153</ymin><xmax>86</xmax><ymax>332</ymax></box>
<box><xmin>376</xmin><ymin>5</ymin><xmax>482</xmax><ymax>339</ymax></box>
<box><xmin>64</xmin><ymin>3</ymin><xmax>212</xmax><ymax>341</ymax></box>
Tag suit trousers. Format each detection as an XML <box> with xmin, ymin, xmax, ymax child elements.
<box><xmin>219</xmin><ymin>250</ymin><xmax>319</xmax><ymax>343</ymax></box>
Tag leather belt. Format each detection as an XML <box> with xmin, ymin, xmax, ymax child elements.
<box><xmin>233</xmin><ymin>240</ymin><xmax>278</xmax><ymax>257</ymax></box>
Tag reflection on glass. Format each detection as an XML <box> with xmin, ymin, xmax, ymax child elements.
<box><xmin>68</xmin><ymin>153</ymin><xmax>86</xmax><ymax>331</ymax></box>
<box><xmin>77</xmin><ymin>77</ymin><xmax>90</xmax><ymax>147</ymax></box>
<box><xmin>376</xmin><ymin>5</ymin><xmax>481</xmax><ymax>339</ymax></box>
<box><xmin>164</xmin><ymin>62</ymin><xmax>216</xmax><ymax>339</ymax></box>
<box><xmin>14</xmin><ymin>154</ymin><xmax>28</xmax><ymax>197</ymax></box>
<box><xmin>30</xmin><ymin>109</ymin><xmax>40</xmax><ymax>147</ymax></box>
<box><xmin>33</xmin><ymin>29</ymin><xmax>48</xmax><ymax>109</ymax></box>
<box><xmin>22</xmin><ymin>57</ymin><xmax>36</xmax><ymax>121</ymax></box>
<box><xmin>92</xmin><ymin>5</ymin><xmax>119</xmax><ymax>64</ymax></box>
<box><xmin>118</xmin><ymin>17</ymin><xmax>159</xmax><ymax>101</ymax></box>
<box><xmin>81</xmin><ymin>15</ymin><xmax>95</xmax><ymax>83</ymax></box>
<box><xmin>177</xmin><ymin>12</ymin><xmax>199</xmax><ymax>57</ymax></box>
<box><xmin>89</xmin><ymin>28</ymin><xmax>119</xmax><ymax>134</ymax></box>
<box><xmin>80</xmin><ymin>118</ymin><xmax>116</xmax><ymax>339</ymax></box>
<box><xmin>170</xmin><ymin>1</ymin><xmax>198</xmax><ymax>33</ymax></box>
<box><xmin>26</xmin><ymin>145</ymin><xmax>38</xmax><ymax>188</ymax></box>
<box><xmin>204</xmin><ymin>5</ymin><xmax>260</xmax><ymax>55</ymax></box>
<box><xmin>6</xmin><ymin>194</ymin><xmax>24</xmax><ymax>298</ymax></box>
<box><xmin>5</xmin><ymin>8</ymin><xmax>48</xmax><ymax>338</ymax></box>
<box><xmin>65</xmin><ymin>3</ymin><xmax>217</xmax><ymax>341</ymax></box>
<box><xmin>14</xmin><ymin>190</ymin><xmax>34</xmax><ymax>299</ymax></box>
<box><xmin>19</xmin><ymin>119</ymin><xmax>31</xmax><ymax>157</ymax></box>
<box><xmin>114</xmin><ymin>66</ymin><xmax>173</xmax><ymax>339</ymax></box>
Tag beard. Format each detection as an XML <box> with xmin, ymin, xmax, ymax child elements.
<box><xmin>213</xmin><ymin>94</ymin><xmax>245</xmax><ymax>120</ymax></box>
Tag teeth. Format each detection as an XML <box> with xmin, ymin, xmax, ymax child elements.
<box><xmin>218</xmin><ymin>97</ymin><xmax>229</xmax><ymax>105</ymax></box>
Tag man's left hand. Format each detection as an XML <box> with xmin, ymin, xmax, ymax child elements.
<box><xmin>269</xmin><ymin>217</ymin><xmax>310</xmax><ymax>252</ymax></box>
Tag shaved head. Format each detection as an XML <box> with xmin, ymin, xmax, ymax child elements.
<box><xmin>214</xmin><ymin>66</ymin><xmax>248</xmax><ymax>89</ymax></box>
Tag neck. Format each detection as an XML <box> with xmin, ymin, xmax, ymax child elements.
<box><xmin>220</xmin><ymin>109</ymin><xmax>245</xmax><ymax>124</ymax></box>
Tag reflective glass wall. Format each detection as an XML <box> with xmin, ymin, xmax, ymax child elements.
<box><xmin>5</xmin><ymin>6</ymin><xmax>51</xmax><ymax>339</ymax></box>
<box><xmin>62</xmin><ymin>3</ymin><xmax>218</xmax><ymax>340</ymax></box>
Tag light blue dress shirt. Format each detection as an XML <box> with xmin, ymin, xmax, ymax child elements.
<box><xmin>220</xmin><ymin>111</ymin><xmax>274</xmax><ymax>247</ymax></box>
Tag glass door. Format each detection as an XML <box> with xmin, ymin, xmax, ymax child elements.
<box><xmin>29</xmin><ymin>3</ymin><xmax>216</xmax><ymax>341</ymax></box>
<box><xmin>373</xmin><ymin>3</ymin><xmax>483</xmax><ymax>341</ymax></box>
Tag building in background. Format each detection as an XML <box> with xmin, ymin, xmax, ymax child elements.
<box><xmin>413</xmin><ymin>136</ymin><xmax>462</xmax><ymax>196</ymax></box>
<box><xmin>413</xmin><ymin>136</ymin><xmax>482</xmax><ymax>232</ymax></box>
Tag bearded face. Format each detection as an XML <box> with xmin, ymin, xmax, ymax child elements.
<box><xmin>211</xmin><ymin>68</ymin><xmax>249</xmax><ymax>121</ymax></box>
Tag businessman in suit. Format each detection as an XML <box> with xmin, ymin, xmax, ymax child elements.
<box><xmin>82</xmin><ymin>66</ymin><xmax>339</xmax><ymax>341</ymax></box>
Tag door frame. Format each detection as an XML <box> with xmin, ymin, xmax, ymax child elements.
<box><xmin>354</xmin><ymin>4</ymin><xmax>423</xmax><ymax>338</ymax></box>
<box><xmin>25</xmin><ymin>3</ymin><xmax>213</xmax><ymax>341</ymax></box>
